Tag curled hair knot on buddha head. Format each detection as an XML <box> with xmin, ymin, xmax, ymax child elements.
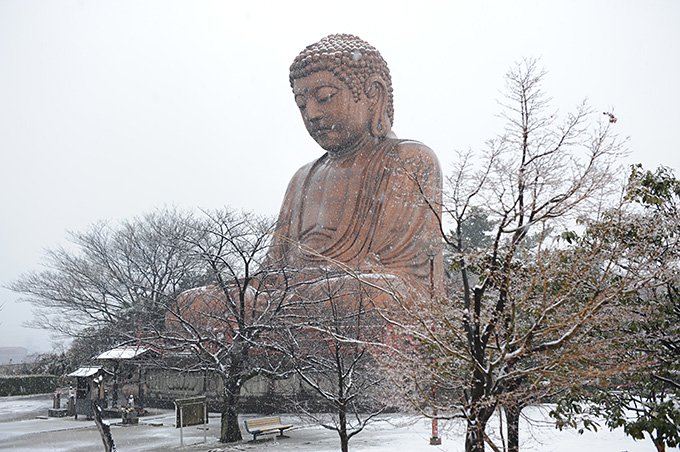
<box><xmin>290</xmin><ymin>34</ymin><xmax>394</xmax><ymax>129</ymax></box>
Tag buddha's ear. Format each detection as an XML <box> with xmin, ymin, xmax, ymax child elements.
<box><xmin>365</xmin><ymin>75</ymin><xmax>390</xmax><ymax>138</ymax></box>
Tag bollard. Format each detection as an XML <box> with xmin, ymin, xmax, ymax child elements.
<box><xmin>430</xmin><ymin>385</ymin><xmax>441</xmax><ymax>445</ymax></box>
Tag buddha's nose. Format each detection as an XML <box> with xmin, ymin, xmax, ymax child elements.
<box><xmin>304</xmin><ymin>100</ymin><xmax>323</xmax><ymax>121</ymax></box>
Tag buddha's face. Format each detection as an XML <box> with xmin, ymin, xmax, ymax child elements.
<box><xmin>293</xmin><ymin>71</ymin><xmax>372</xmax><ymax>154</ymax></box>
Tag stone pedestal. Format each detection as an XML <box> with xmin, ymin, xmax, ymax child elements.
<box><xmin>48</xmin><ymin>408</ymin><xmax>68</xmax><ymax>417</ymax></box>
<box><xmin>121</xmin><ymin>408</ymin><xmax>139</xmax><ymax>425</ymax></box>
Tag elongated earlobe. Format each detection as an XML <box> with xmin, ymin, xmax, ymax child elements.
<box><xmin>365</xmin><ymin>76</ymin><xmax>390</xmax><ymax>138</ymax></box>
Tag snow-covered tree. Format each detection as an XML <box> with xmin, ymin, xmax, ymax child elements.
<box><xmin>9</xmin><ymin>207</ymin><xmax>295</xmax><ymax>443</ymax></box>
<box><xmin>551</xmin><ymin>165</ymin><xmax>680</xmax><ymax>452</ymax></box>
<box><xmin>383</xmin><ymin>59</ymin><xmax>675</xmax><ymax>452</ymax></box>
<box><xmin>273</xmin><ymin>270</ymin><xmax>388</xmax><ymax>452</ymax></box>
<box><xmin>148</xmin><ymin>208</ymin><xmax>290</xmax><ymax>443</ymax></box>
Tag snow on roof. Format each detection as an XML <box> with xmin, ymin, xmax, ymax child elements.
<box><xmin>96</xmin><ymin>346</ymin><xmax>150</xmax><ymax>360</ymax></box>
<box><xmin>67</xmin><ymin>366</ymin><xmax>104</xmax><ymax>377</ymax></box>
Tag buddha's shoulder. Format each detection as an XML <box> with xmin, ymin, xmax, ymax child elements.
<box><xmin>294</xmin><ymin>159</ymin><xmax>317</xmax><ymax>176</ymax></box>
<box><xmin>285</xmin><ymin>157</ymin><xmax>324</xmax><ymax>189</ymax></box>
<box><xmin>390</xmin><ymin>139</ymin><xmax>441</xmax><ymax>168</ymax></box>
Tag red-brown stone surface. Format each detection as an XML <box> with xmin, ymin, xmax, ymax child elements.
<box><xmin>269</xmin><ymin>34</ymin><xmax>443</xmax><ymax>298</ymax></box>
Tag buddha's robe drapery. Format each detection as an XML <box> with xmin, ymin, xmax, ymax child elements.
<box><xmin>270</xmin><ymin>138</ymin><xmax>443</xmax><ymax>295</ymax></box>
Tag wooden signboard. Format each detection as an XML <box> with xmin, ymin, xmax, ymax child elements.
<box><xmin>174</xmin><ymin>396</ymin><xmax>207</xmax><ymax>428</ymax></box>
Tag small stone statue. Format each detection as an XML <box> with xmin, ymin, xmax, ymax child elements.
<box><xmin>121</xmin><ymin>394</ymin><xmax>138</xmax><ymax>424</ymax></box>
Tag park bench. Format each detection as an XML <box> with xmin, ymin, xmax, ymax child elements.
<box><xmin>243</xmin><ymin>415</ymin><xmax>293</xmax><ymax>441</ymax></box>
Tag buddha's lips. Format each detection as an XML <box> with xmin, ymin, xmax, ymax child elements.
<box><xmin>311</xmin><ymin>127</ymin><xmax>332</xmax><ymax>137</ymax></box>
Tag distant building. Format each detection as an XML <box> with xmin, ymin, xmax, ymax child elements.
<box><xmin>0</xmin><ymin>347</ymin><xmax>28</xmax><ymax>364</ymax></box>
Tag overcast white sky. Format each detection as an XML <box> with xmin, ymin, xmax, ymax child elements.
<box><xmin>1</xmin><ymin>0</ymin><xmax>679</xmax><ymax>353</ymax></box>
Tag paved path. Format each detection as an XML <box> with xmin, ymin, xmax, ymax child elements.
<box><xmin>1</xmin><ymin>394</ymin><xmax>674</xmax><ymax>452</ymax></box>
<box><xmin>0</xmin><ymin>394</ymin><xmax>221</xmax><ymax>451</ymax></box>
<box><xmin>0</xmin><ymin>393</ymin><xmax>52</xmax><ymax>422</ymax></box>
<box><xmin>0</xmin><ymin>394</ymin><xmax>363</xmax><ymax>452</ymax></box>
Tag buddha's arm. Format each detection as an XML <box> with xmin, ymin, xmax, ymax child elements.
<box><xmin>371</xmin><ymin>141</ymin><xmax>443</xmax><ymax>283</ymax></box>
<box><xmin>267</xmin><ymin>164</ymin><xmax>312</xmax><ymax>266</ymax></box>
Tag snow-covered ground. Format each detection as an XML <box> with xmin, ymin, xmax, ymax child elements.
<box><xmin>0</xmin><ymin>394</ymin><xmax>677</xmax><ymax>452</ymax></box>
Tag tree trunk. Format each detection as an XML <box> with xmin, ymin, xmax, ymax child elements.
<box><xmin>465</xmin><ymin>368</ymin><xmax>494</xmax><ymax>452</ymax></box>
<box><xmin>93</xmin><ymin>401</ymin><xmax>116</xmax><ymax>452</ymax></box>
<box><xmin>465</xmin><ymin>417</ymin><xmax>486</xmax><ymax>452</ymax></box>
<box><xmin>465</xmin><ymin>404</ymin><xmax>493</xmax><ymax>452</ymax></box>
<box><xmin>653</xmin><ymin>438</ymin><xmax>665</xmax><ymax>452</ymax></box>
<box><xmin>220</xmin><ymin>404</ymin><xmax>242</xmax><ymax>443</ymax></box>
<box><xmin>340</xmin><ymin>432</ymin><xmax>349</xmax><ymax>452</ymax></box>
<box><xmin>219</xmin><ymin>380</ymin><xmax>242</xmax><ymax>443</ymax></box>
<box><xmin>339</xmin><ymin>405</ymin><xmax>349</xmax><ymax>452</ymax></box>
<box><xmin>506</xmin><ymin>403</ymin><xmax>522</xmax><ymax>452</ymax></box>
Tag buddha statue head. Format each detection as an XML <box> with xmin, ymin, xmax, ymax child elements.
<box><xmin>290</xmin><ymin>34</ymin><xmax>394</xmax><ymax>153</ymax></box>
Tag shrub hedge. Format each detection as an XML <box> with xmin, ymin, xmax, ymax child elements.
<box><xmin>0</xmin><ymin>375</ymin><xmax>57</xmax><ymax>396</ymax></box>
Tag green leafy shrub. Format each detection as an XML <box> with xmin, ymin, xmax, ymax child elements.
<box><xmin>0</xmin><ymin>375</ymin><xmax>56</xmax><ymax>396</ymax></box>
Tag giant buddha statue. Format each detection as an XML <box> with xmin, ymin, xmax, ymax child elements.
<box><xmin>169</xmin><ymin>34</ymin><xmax>442</xmax><ymax>344</ymax></box>
<box><xmin>268</xmin><ymin>34</ymin><xmax>443</xmax><ymax>298</ymax></box>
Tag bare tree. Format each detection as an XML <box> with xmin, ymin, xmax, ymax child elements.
<box><xmin>273</xmin><ymin>269</ymin><xmax>388</xmax><ymax>452</ymax></box>
<box><xmin>148</xmin><ymin>209</ymin><xmax>290</xmax><ymax>443</ymax></box>
<box><xmin>383</xmin><ymin>59</ymin><xmax>676</xmax><ymax>452</ymax></box>
<box><xmin>9</xmin><ymin>206</ymin><xmax>304</xmax><ymax>443</ymax></box>
<box><xmin>8</xmin><ymin>207</ymin><xmax>209</xmax><ymax>348</ymax></box>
